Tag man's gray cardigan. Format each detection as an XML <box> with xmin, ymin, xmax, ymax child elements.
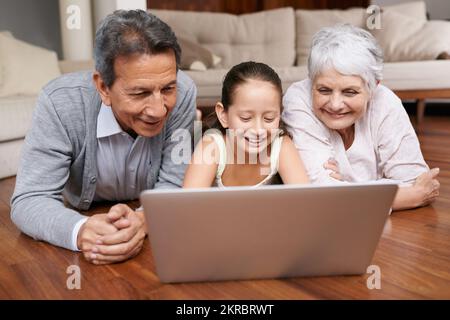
<box><xmin>10</xmin><ymin>70</ymin><xmax>197</xmax><ymax>250</ymax></box>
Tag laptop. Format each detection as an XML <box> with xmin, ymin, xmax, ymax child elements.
<box><xmin>140</xmin><ymin>182</ymin><xmax>398</xmax><ymax>283</ymax></box>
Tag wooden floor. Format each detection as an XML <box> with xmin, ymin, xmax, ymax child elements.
<box><xmin>0</xmin><ymin>116</ymin><xmax>449</xmax><ymax>299</ymax></box>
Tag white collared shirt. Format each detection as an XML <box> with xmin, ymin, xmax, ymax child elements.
<box><xmin>71</xmin><ymin>103</ymin><xmax>153</xmax><ymax>251</ymax></box>
<box><xmin>94</xmin><ymin>103</ymin><xmax>152</xmax><ymax>202</ymax></box>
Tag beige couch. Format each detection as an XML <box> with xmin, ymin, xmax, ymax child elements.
<box><xmin>0</xmin><ymin>36</ymin><xmax>93</xmax><ymax>179</ymax></box>
<box><xmin>0</xmin><ymin>59</ymin><xmax>95</xmax><ymax>180</ymax></box>
<box><xmin>0</xmin><ymin>26</ymin><xmax>95</xmax><ymax>179</ymax></box>
<box><xmin>149</xmin><ymin>2</ymin><xmax>450</xmax><ymax>122</ymax></box>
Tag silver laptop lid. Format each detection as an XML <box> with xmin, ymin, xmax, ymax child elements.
<box><xmin>140</xmin><ymin>183</ymin><xmax>397</xmax><ymax>283</ymax></box>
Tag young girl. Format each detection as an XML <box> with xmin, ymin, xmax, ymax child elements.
<box><xmin>183</xmin><ymin>61</ymin><xmax>310</xmax><ymax>188</ymax></box>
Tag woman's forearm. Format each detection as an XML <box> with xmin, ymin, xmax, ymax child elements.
<box><xmin>392</xmin><ymin>185</ymin><xmax>421</xmax><ymax>211</ymax></box>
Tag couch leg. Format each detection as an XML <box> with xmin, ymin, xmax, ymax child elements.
<box><xmin>416</xmin><ymin>99</ymin><xmax>426</xmax><ymax>125</ymax></box>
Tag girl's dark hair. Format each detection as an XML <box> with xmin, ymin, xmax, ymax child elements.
<box><xmin>204</xmin><ymin>61</ymin><xmax>290</xmax><ymax>137</ymax></box>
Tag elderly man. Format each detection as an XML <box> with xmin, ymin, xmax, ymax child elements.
<box><xmin>10</xmin><ymin>10</ymin><xmax>196</xmax><ymax>264</ymax></box>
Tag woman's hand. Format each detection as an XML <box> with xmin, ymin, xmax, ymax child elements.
<box><xmin>413</xmin><ymin>168</ymin><xmax>440</xmax><ymax>207</ymax></box>
<box><xmin>392</xmin><ymin>168</ymin><xmax>440</xmax><ymax>211</ymax></box>
<box><xmin>323</xmin><ymin>158</ymin><xmax>343</xmax><ymax>181</ymax></box>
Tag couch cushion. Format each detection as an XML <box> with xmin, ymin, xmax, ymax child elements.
<box><xmin>295</xmin><ymin>8</ymin><xmax>366</xmax><ymax>66</ymax></box>
<box><xmin>295</xmin><ymin>8</ymin><xmax>366</xmax><ymax>65</ymax></box>
<box><xmin>0</xmin><ymin>31</ymin><xmax>13</xmax><ymax>91</ymax></box>
<box><xmin>0</xmin><ymin>95</ymin><xmax>36</xmax><ymax>141</ymax></box>
<box><xmin>0</xmin><ymin>139</ymin><xmax>24</xmax><ymax>179</ymax></box>
<box><xmin>149</xmin><ymin>7</ymin><xmax>296</xmax><ymax>69</ymax></box>
<box><xmin>187</xmin><ymin>60</ymin><xmax>450</xmax><ymax>100</ymax></box>
<box><xmin>186</xmin><ymin>66</ymin><xmax>309</xmax><ymax>99</ymax></box>
<box><xmin>380</xmin><ymin>1</ymin><xmax>427</xmax><ymax>22</ymax></box>
<box><xmin>383</xmin><ymin>60</ymin><xmax>450</xmax><ymax>91</ymax></box>
<box><xmin>0</xmin><ymin>30</ymin><xmax>13</xmax><ymax>38</ymax></box>
<box><xmin>371</xmin><ymin>11</ymin><xmax>450</xmax><ymax>62</ymax></box>
<box><xmin>58</xmin><ymin>59</ymin><xmax>94</xmax><ymax>74</ymax></box>
<box><xmin>178</xmin><ymin>37</ymin><xmax>216</xmax><ymax>71</ymax></box>
<box><xmin>185</xmin><ymin>69</ymin><xmax>231</xmax><ymax>98</ymax></box>
<box><xmin>0</xmin><ymin>33</ymin><xmax>61</xmax><ymax>97</ymax></box>
<box><xmin>294</xmin><ymin>1</ymin><xmax>428</xmax><ymax>66</ymax></box>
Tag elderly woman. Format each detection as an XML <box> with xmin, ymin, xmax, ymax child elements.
<box><xmin>282</xmin><ymin>24</ymin><xmax>440</xmax><ymax>211</ymax></box>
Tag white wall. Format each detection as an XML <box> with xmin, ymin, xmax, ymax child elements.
<box><xmin>0</xmin><ymin>0</ymin><xmax>62</xmax><ymax>57</ymax></box>
<box><xmin>93</xmin><ymin>0</ymin><xmax>147</xmax><ymax>28</ymax></box>
<box><xmin>92</xmin><ymin>0</ymin><xmax>117</xmax><ymax>28</ymax></box>
<box><xmin>58</xmin><ymin>0</ymin><xmax>147</xmax><ymax>60</ymax></box>
<box><xmin>116</xmin><ymin>0</ymin><xmax>147</xmax><ymax>11</ymax></box>
<box><xmin>59</xmin><ymin>0</ymin><xmax>93</xmax><ymax>60</ymax></box>
<box><xmin>372</xmin><ymin>0</ymin><xmax>450</xmax><ymax>20</ymax></box>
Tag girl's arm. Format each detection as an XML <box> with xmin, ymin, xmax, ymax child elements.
<box><xmin>183</xmin><ymin>135</ymin><xmax>219</xmax><ymax>188</ymax></box>
<box><xmin>277</xmin><ymin>136</ymin><xmax>310</xmax><ymax>184</ymax></box>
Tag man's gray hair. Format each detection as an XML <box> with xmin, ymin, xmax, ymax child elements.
<box><xmin>94</xmin><ymin>10</ymin><xmax>181</xmax><ymax>87</ymax></box>
<box><xmin>308</xmin><ymin>24</ymin><xmax>383</xmax><ymax>93</ymax></box>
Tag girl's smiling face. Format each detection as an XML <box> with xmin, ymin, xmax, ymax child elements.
<box><xmin>216</xmin><ymin>79</ymin><xmax>282</xmax><ymax>155</ymax></box>
<box><xmin>312</xmin><ymin>68</ymin><xmax>370</xmax><ymax>132</ymax></box>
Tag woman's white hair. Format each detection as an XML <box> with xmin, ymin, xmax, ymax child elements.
<box><xmin>308</xmin><ymin>24</ymin><xmax>383</xmax><ymax>93</ymax></box>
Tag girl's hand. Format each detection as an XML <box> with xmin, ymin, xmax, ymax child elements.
<box><xmin>413</xmin><ymin>168</ymin><xmax>440</xmax><ymax>207</ymax></box>
<box><xmin>323</xmin><ymin>158</ymin><xmax>343</xmax><ymax>181</ymax></box>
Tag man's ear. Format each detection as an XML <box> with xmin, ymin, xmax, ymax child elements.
<box><xmin>215</xmin><ymin>102</ymin><xmax>228</xmax><ymax>128</ymax></box>
<box><xmin>93</xmin><ymin>71</ymin><xmax>112</xmax><ymax>106</ymax></box>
